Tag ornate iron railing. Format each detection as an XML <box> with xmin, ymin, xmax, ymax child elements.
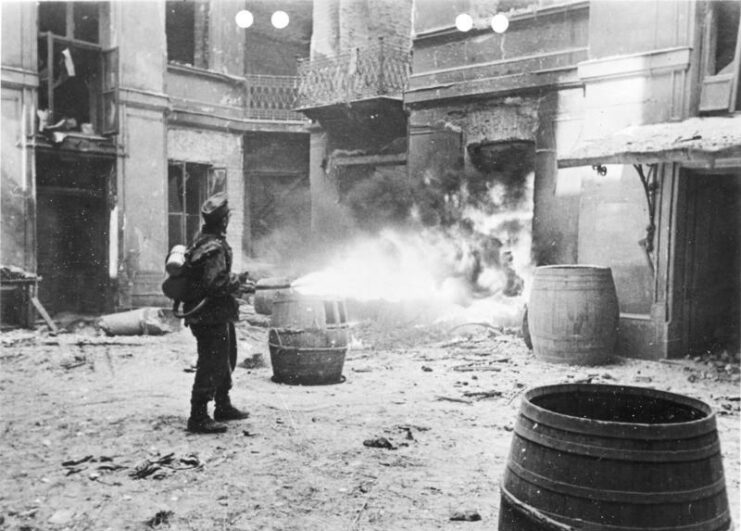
<box><xmin>244</xmin><ymin>74</ymin><xmax>306</xmax><ymax>121</ymax></box>
<box><xmin>296</xmin><ymin>38</ymin><xmax>411</xmax><ymax>109</ymax></box>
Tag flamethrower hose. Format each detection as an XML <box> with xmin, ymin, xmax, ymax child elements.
<box><xmin>172</xmin><ymin>298</ymin><xmax>209</xmax><ymax>319</ymax></box>
<box><xmin>170</xmin><ymin>283</ymin><xmax>291</xmax><ymax>319</ymax></box>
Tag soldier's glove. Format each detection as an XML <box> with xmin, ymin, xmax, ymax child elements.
<box><xmin>227</xmin><ymin>273</ymin><xmax>241</xmax><ymax>294</ymax></box>
<box><xmin>240</xmin><ymin>280</ymin><xmax>256</xmax><ymax>294</ymax></box>
<box><xmin>236</xmin><ymin>272</ymin><xmax>256</xmax><ymax>294</ymax></box>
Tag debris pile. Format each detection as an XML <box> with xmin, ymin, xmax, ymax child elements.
<box><xmin>99</xmin><ymin>308</ymin><xmax>180</xmax><ymax>336</ymax></box>
<box><xmin>145</xmin><ymin>510</ymin><xmax>174</xmax><ymax>528</ymax></box>
<box><xmin>62</xmin><ymin>454</ymin><xmax>126</xmax><ymax>478</ymax></box>
<box><xmin>687</xmin><ymin>346</ymin><xmax>741</xmax><ymax>383</ymax></box>
<box><xmin>129</xmin><ymin>452</ymin><xmax>203</xmax><ymax>480</ymax></box>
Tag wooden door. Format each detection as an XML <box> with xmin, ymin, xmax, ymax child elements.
<box><xmin>35</xmin><ymin>153</ymin><xmax>112</xmax><ymax>316</ymax></box>
<box><xmin>683</xmin><ymin>171</ymin><xmax>741</xmax><ymax>353</ymax></box>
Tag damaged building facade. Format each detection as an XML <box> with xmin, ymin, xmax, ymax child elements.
<box><xmin>407</xmin><ymin>0</ymin><xmax>740</xmax><ymax>359</ymax></box>
<box><xmin>295</xmin><ymin>0</ymin><xmax>413</xmax><ymax>241</ymax></box>
<box><xmin>1</xmin><ymin>0</ymin><xmax>311</xmax><ymax>321</ymax></box>
<box><xmin>3</xmin><ymin>0</ymin><xmax>738</xmax><ymax>361</ymax></box>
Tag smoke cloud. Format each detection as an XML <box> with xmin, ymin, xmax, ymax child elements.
<box><xmin>253</xmin><ymin>141</ymin><xmax>535</xmax><ymax>327</ymax></box>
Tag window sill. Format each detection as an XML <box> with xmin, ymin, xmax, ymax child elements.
<box><xmin>167</xmin><ymin>62</ymin><xmax>244</xmax><ymax>85</ymax></box>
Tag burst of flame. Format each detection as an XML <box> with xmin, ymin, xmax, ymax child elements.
<box><xmin>292</xmin><ymin>226</ymin><xmax>530</xmax><ymax>309</ymax></box>
<box><xmin>292</xmin><ymin>229</ymin><xmax>449</xmax><ymax>302</ymax></box>
<box><xmin>292</xmin><ymin>172</ymin><xmax>534</xmax><ymax>325</ymax></box>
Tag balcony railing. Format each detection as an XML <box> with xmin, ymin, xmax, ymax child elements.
<box><xmin>296</xmin><ymin>38</ymin><xmax>411</xmax><ymax>109</ymax></box>
<box><xmin>244</xmin><ymin>74</ymin><xmax>306</xmax><ymax>122</ymax></box>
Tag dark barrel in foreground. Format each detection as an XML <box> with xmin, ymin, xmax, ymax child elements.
<box><xmin>528</xmin><ymin>265</ymin><xmax>619</xmax><ymax>365</ymax></box>
<box><xmin>499</xmin><ymin>384</ymin><xmax>732</xmax><ymax>531</ymax></box>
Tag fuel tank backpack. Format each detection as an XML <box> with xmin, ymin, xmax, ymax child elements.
<box><xmin>161</xmin><ymin>244</ymin><xmax>208</xmax><ymax>317</ymax></box>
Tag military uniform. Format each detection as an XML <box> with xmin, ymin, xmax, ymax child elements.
<box><xmin>184</xmin><ymin>193</ymin><xmax>249</xmax><ymax>434</ymax></box>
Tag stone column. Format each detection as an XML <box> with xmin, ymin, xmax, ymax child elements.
<box><xmin>311</xmin><ymin>0</ymin><xmax>340</xmax><ymax>59</ymax></box>
<box><xmin>339</xmin><ymin>0</ymin><xmax>370</xmax><ymax>53</ymax></box>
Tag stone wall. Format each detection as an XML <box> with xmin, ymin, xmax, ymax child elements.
<box><xmin>1</xmin><ymin>2</ymin><xmax>38</xmax><ymax>272</ymax></box>
<box><xmin>314</xmin><ymin>0</ymin><xmax>413</xmax><ymax>57</ymax></box>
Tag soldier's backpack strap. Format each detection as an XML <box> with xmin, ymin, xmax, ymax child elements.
<box><xmin>167</xmin><ymin>235</ymin><xmax>221</xmax><ymax>318</ymax></box>
<box><xmin>188</xmin><ymin>237</ymin><xmax>223</xmax><ymax>266</ymax></box>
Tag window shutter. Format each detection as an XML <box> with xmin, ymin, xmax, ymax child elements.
<box><xmin>101</xmin><ymin>47</ymin><xmax>119</xmax><ymax>135</ymax></box>
<box><xmin>699</xmin><ymin>5</ymin><xmax>741</xmax><ymax>113</ymax></box>
<box><xmin>208</xmin><ymin>167</ymin><xmax>227</xmax><ymax>196</ymax></box>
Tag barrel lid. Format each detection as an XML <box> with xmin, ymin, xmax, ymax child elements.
<box><xmin>537</xmin><ymin>264</ymin><xmax>610</xmax><ymax>269</ymax></box>
<box><xmin>520</xmin><ymin>383</ymin><xmax>716</xmax><ymax>439</ymax></box>
<box><xmin>273</xmin><ymin>290</ymin><xmax>344</xmax><ymax>303</ymax></box>
<box><xmin>256</xmin><ymin>277</ymin><xmax>291</xmax><ymax>289</ymax></box>
<box><xmin>535</xmin><ymin>264</ymin><xmax>612</xmax><ymax>272</ymax></box>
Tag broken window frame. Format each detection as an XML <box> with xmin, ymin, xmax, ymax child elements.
<box><xmin>36</xmin><ymin>0</ymin><xmax>119</xmax><ymax>136</ymax></box>
<box><xmin>168</xmin><ymin>161</ymin><xmax>214</xmax><ymax>248</ymax></box>
<box><xmin>699</xmin><ymin>0</ymin><xmax>741</xmax><ymax>113</ymax></box>
<box><xmin>100</xmin><ymin>47</ymin><xmax>119</xmax><ymax>135</ymax></box>
<box><xmin>207</xmin><ymin>167</ymin><xmax>227</xmax><ymax>196</ymax></box>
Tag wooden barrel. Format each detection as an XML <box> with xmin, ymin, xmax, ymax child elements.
<box><xmin>268</xmin><ymin>328</ymin><xmax>348</xmax><ymax>385</ymax></box>
<box><xmin>269</xmin><ymin>292</ymin><xmax>348</xmax><ymax>385</ymax></box>
<box><xmin>253</xmin><ymin>277</ymin><xmax>291</xmax><ymax>315</ymax></box>
<box><xmin>499</xmin><ymin>384</ymin><xmax>732</xmax><ymax>531</ymax></box>
<box><xmin>270</xmin><ymin>291</ymin><xmax>347</xmax><ymax>329</ymax></box>
<box><xmin>528</xmin><ymin>265</ymin><xmax>618</xmax><ymax>365</ymax></box>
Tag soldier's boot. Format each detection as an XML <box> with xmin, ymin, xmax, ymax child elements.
<box><xmin>187</xmin><ymin>401</ymin><xmax>227</xmax><ymax>434</ymax></box>
<box><xmin>214</xmin><ymin>393</ymin><xmax>249</xmax><ymax>422</ymax></box>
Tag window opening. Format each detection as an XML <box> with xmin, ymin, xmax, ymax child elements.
<box><xmin>337</xmin><ymin>301</ymin><xmax>347</xmax><ymax>324</ymax></box>
<box><xmin>36</xmin><ymin>2</ymin><xmax>117</xmax><ymax>136</ymax></box>
<box><xmin>39</xmin><ymin>1</ymin><xmax>99</xmax><ymax>43</ymax></box>
<box><xmin>38</xmin><ymin>40</ymin><xmax>95</xmax><ymax>125</ymax></box>
<box><xmin>324</xmin><ymin>301</ymin><xmax>338</xmax><ymax>325</ymax></box>
<box><xmin>73</xmin><ymin>1</ymin><xmax>99</xmax><ymax>43</ymax></box>
<box><xmin>710</xmin><ymin>1</ymin><xmax>739</xmax><ymax>75</ymax></box>
<box><xmin>166</xmin><ymin>0</ymin><xmax>209</xmax><ymax>68</ymax></box>
<box><xmin>699</xmin><ymin>0</ymin><xmax>741</xmax><ymax>113</ymax></box>
<box><xmin>168</xmin><ymin>162</ymin><xmax>210</xmax><ymax>248</ymax></box>
<box><xmin>38</xmin><ymin>2</ymin><xmax>67</xmax><ymax>37</ymax></box>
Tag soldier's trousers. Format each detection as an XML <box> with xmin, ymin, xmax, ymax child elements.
<box><xmin>189</xmin><ymin>322</ymin><xmax>237</xmax><ymax>405</ymax></box>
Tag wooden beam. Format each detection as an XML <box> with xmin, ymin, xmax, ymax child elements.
<box><xmin>37</xmin><ymin>186</ymin><xmax>105</xmax><ymax>198</ymax></box>
<box><xmin>332</xmin><ymin>153</ymin><xmax>406</xmax><ymax>167</ymax></box>
<box><xmin>31</xmin><ymin>296</ymin><xmax>59</xmax><ymax>333</ymax></box>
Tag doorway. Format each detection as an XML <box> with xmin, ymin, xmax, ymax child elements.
<box><xmin>682</xmin><ymin>170</ymin><xmax>741</xmax><ymax>354</ymax></box>
<box><xmin>36</xmin><ymin>153</ymin><xmax>113</xmax><ymax>316</ymax></box>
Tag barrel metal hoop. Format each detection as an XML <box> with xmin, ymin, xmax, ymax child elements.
<box><xmin>501</xmin><ymin>484</ymin><xmax>732</xmax><ymax>531</ymax></box>
<box><xmin>530</xmin><ymin>334</ymin><xmax>616</xmax><ymax>342</ymax></box>
<box><xmin>550</xmin><ymin>513</ymin><xmax>732</xmax><ymax>531</ymax></box>
<box><xmin>536</xmin><ymin>265</ymin><xmax>611</xmax><ymax>270</ymax></box>
<box><xmin>530</xmin><ymin>285</ymin><xmax>616</xmax><ymax>291</ymax></box>
<box><xmin>268</xmin><ymin>343</ymin><xmax>348</xmax><ymax>353</ymax></box>
<box><xmin>272</xmin><ymin>329</ymin><xmax>284</xmax><ymax>347</ymax></box>
<box><xmin>520</xmin><ymin>384</ymin><xmax>716</xmax><ymax>440</ymax></box>
<box><xmin>499</xmin><ymin>484</ymin><xmax>578</xmax><ymax>530</ymax></box>
<box><xmin>514</xmin><ymin>422</ymin><xmax>721</xmax><ymax>462</ymax></box>
<box><xmin>506</xmin><ymin>458</ymin><xmax>728</xmax><ymax>504</ymax></box>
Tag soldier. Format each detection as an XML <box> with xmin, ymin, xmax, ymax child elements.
<box><xmin>183</xmin><ymin>192</ymin><xmax>249</xmax><ymax>434</ymax></box>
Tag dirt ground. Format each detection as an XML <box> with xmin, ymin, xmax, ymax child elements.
<box><xmin>0</xmin><ymin>308</ymin><xmax>739</xmax><ymax>531</ymax></box>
